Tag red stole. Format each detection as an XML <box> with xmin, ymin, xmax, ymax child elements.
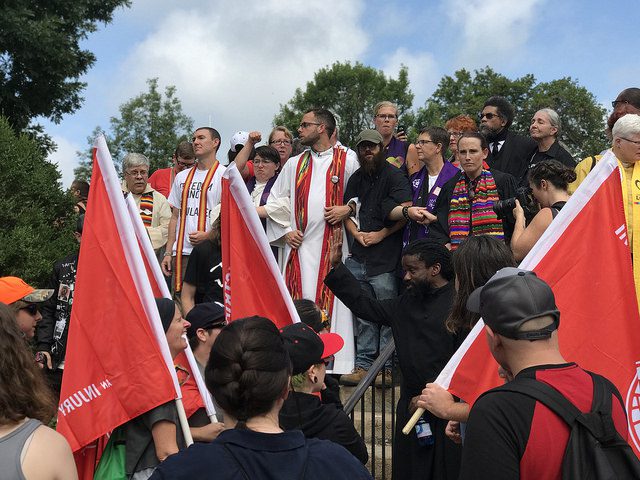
<box><xmin>174</xmin><ymin>162</ymin><xmax>219</xmax><ymax>291</ymax></box>
<box><xmin>285</xmin><ymin>148</ymin><xmax>347</xmax><ymax>326</ymax></box>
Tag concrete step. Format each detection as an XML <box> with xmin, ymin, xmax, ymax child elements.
<box><xmin>352</xmin><ymin>411</ymin><xmax>395</xmax><ymax>446</ymax></box>
<box><xmin>366</xmin><ymin>443</ymin><xmax>393</xmax><ymax>480</ymax></box>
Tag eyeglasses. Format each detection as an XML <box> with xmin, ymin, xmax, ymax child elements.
<box><xmin>125</xmin><ymin>169</ymin><xmax>149</xmax><ymax>177</ymax></box>
<box><xmin>415</xmin><ymin>140</ymin><xmax>436</xmax><ymax>146</ymax></box>
<box><xmin>253</xmin><ymin>158</ymin><xmax>275</xmax><ymax>165</ymax></box>
<box><xmin>612</xmin><ymin>100</ymin><xmax>631</xmax><ymax>108</ymax></box>
<box><xmin>375</xmin><ymin>114</ymin><xmax>397</xmax><ymax>120</ymax></box>
<box><xmin>20</xmin><ymin>304</ymin><xmax>39</xmax><ymax>315</ymax></box>
<box><xmin>448</xmin><ymin>131</ymin><xmax>464</xmax><ymax>137</ymax></box>
<box><xmin>299</xmin><ymin>122</ymin><xmax>321</xmax><ymax>129</ymax></box>
<box><xmin>176</xmin><ymin>159</ymin><xmax>195</xmax><ymax>168</ymax></box>
<box><xmin>620</xmin><ymin>137</ymin><xmax>640</xmax><ymax>146</ymax></box>
<box><xmin>479</xmin><ymin>112</ymin><xmax>501</xmax><ymax>120</ymax></box>
<box><xmin>269</xmin><ymin>139</ymin><xmax>292</xmax><ymax>146</ymax></box>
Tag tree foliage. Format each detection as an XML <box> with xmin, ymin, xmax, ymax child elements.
<box><xmin>413</xmin><ymin>67</ymin><xmax>607</xmax><ymax>158</ymax></box>
<box><xmin>75</xmin><ymin>78</ymin><xmax>194</xmax><ymax>179</ymax></box>
<box><xmin>0</xmin><ymin>0</ymin><xmax>131</xmax><ymax>132</ymax></box>
<box><xmin>0</xmin><ymin>117</ymin><xmax>77</xmax><ymax>285</ymax></box>
<box><xmin>273</xmin><ymin>62</ymin><xmax>414</xmax><ymax>148</ymax></box>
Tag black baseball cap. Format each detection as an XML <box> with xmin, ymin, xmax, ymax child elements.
<box><xmin>186</xmin><ymin>302</ymin><xmax>226</xmax><ymax>339</ymax></box>
<box><xmin>467</xmin><ymin>267</ymin><xmax>560</xmax><ymax>340</ymax></box>
<box><xmin>280</xmin><ymin>323</ymin><xmax>344</xmax><ymax>375</ymax></box>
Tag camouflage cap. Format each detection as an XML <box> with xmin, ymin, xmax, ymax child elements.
<box><xmin>0</xmin><ymin>276</ymin><xmax>54</xmax><ymax>305</ymax></box>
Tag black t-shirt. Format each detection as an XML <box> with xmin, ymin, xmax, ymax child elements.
<box><xmin>343</xmin><ymin>161</ymin><xmax>411</xmax><ymax>276</ymax></box>
<box><xmin>183</xmin><ymin>240</ymin><xmax>223</xmax><ymax>304</ymax></box>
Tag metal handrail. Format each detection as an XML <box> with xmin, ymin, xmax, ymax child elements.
<box><xmin>344</xmin><ymin>338</ymin><xmax>396</xmax><ymax>415</ymax></box>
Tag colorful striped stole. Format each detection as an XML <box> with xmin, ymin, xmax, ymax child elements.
<box><xmin>285</xmin><ymin>148</ymin><xmax>347</xmax><ymax>327</ymax></box>
<box><xmin>174</xmin><ymin>162</ymin><xmax>219</xmax><ymax>291</ymax></box>
<box><xmin>139</xmin><ymin>192</ymin><xmax>154</xmax><ymax>227</ymax></box>
<box><xmin>448</xmin><ymin>170</ymin><xmax>503</xmax><ymax>250</ymax></box>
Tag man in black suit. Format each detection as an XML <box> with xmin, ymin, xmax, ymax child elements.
<box><xmin>480</xmin><ymin>96</ymin><xmax>537</xmax><ymax>186</ymax></box>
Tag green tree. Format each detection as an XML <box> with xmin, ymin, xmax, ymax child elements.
<box><xmin>0</xmin><ymin>117</ymin><xmax>77</xmax><ymax>285</ymax></box>
<box><xmin>0</xmin><ymin>0</ymin><xmax>131</xmax><ymax>132</ymax></box>
<box><xmin>273</xmin><ymin>62</ymin><xmax>414</xmax><ymax>148</ymax></box>
<box><xmin>75</xmin><ymin>78</ymin><xmax>194</xmax><ymax>179</ymax></box>
<box><xmin>414</xmin><ymin>67</ymin><xmax>607</xmax><ymax>158</ymax></box>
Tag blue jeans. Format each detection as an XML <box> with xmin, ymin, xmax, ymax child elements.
<box><xmin>345</xmin><ymin>257</ymin><xmax>397</xmax><ymax>370</ymax></box>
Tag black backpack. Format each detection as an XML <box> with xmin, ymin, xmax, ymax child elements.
<box><xmin>491</xmin><ymin>372</ymin><xmax>640</xmax><ymax>480</ymax></box>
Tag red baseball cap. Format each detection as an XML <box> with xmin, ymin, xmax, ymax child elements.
<box><xmin>280</xmin><ymin>323</ymin><xmax>344</xmax><ymax>375</ymax></box>
<box><xmin>0</xmin><ymin>276</ymin><xmax>54</xmax><ymax>305</ymax></box>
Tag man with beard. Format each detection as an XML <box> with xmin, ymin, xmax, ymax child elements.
<box><xmin>266</xmin><ymin>108</ymin><xmax>359</xmax><ymax>374</ymax></box>
<box><xmin>325</xmin><ymin>237</ymin><xmax>461</xmax><ymax>480</ymax></box>
<box><xmin>339</xmin><ymin>129</ymin><xmax>412</xmax><ymax>386</ymax></box>
<box><xmin>481</xmin><ymin>96</ymin><xmax>537</xmax><ymax>186</ymax></box>
<box><xmin>569</xmin><ymin>87</ymin><xmax>640</xmax><ymax>193</ymax></box>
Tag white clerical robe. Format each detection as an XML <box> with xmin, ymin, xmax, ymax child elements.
<box><xmin>267</xmin><ymin>146</ymin><xmax>359</xmax><ymax>374</ymax></box>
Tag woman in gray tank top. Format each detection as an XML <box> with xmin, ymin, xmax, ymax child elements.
<box><xmin>0</xmin><ymin>303</ymin><xmax>77</xmax><ymax>479</ymax></box>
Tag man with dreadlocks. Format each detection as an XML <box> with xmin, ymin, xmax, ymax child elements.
<box><xmin>324</xmin><ymin>234</ymin><xmax>461</xmax><ymax>480</ymax></box>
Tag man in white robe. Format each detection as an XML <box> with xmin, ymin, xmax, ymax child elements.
<box><xmin>267</xmin><ymin>109</ymin><xmax>359</xmax><ymax>374</ymax></box>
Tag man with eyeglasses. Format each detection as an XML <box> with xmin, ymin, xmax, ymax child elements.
<box><xmin>480</xmin><ymin>96</ymin><xmax>537</xmax><ymax>186</ymax></box>
<box><xmin>570</xmin><ymin>87</ymin><xmax>640</xmax><ymax>194</ymax></box>
<box><xmin>611</xmin><ymin>114</ymin><xmax>640</xmax><ymax>301</ymax></box>
<box><xmin>121</xmin><ymin>152</ymin><xmax>172</xmax><ymax>254</ymax></box>
<box><xmin>267</xmin><ymin>108</ymin><xmax>359</xmax><ymax>375</ymax></box>
<box><xmin>373</xmin><ymin>101</ymin><xmax>420</xmax><ymax>175</ymax></box>
<box><xmin>0</xmin><ymin>276</ymin><xmax>53</xmax><ymax>340</ymax></box>
<box><xmin>149</xmin><ymin>141</ymin><xmax>197</xmax><ymax>199</ymax></box>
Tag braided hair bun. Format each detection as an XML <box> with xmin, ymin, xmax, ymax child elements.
<box><xmin>205</xmin><ymin>316</ymin><xmax>291</xmax><ymax>426</ymax></box>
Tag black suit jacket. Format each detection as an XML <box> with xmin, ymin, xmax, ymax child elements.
<box><xmin>486</xmin><ymin>131</ymin><xmax>537</xmax><ymax>185</ymax></box>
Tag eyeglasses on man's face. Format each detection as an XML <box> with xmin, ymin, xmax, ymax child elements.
<box><xmin>479</xmin><ymin>112</ymin><xmax>501</xmax><ymax>120</ymax></box>
<box><xmin>299</xmin><ymin>122</ymin><xmax>321</xmax><ymax>129</ymax></box>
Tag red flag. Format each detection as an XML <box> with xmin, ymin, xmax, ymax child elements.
<box><xmin>124</xmin><ymin>193</ymin><xmax>216</xmax><ymax>420</ymax></box>
<box><xmin>437</xmin><ymin>151</ymin><xmax>640</xmax><ymax>456</ymax></box>
<box><xmin>57</xmin><ymin>136</ymin><xmax>180</xmax><ymax>454</ymax></box>
<box><xmin>221</xmin><ymin>164</ymin><xmax>299</xmax><ymax>327</ymax></box>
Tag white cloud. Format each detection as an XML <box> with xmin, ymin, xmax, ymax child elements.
<box><xmin>48</xmin><ymin>136</ymin><xmax>82</xmax><ymax>188</ymax></box>
<box><xmin>109</xmin><ymin>0</ymin><xmax>369</xmax><ymax>147</ymax></box>
<box><xmin>381</xmin><ymin>47</ymin><xmax>440</xmax><ymax>108</ymax></box>
<box><xmin>446</xmin><ymin>0</ymin><xmax>545</xmax><ymax>67</ymax></box>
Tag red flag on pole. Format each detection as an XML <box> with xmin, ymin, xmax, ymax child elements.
<box><xmin>124</xmin><ymin>192</ymin><xmax>216</xmax><ymax>421</ymax></box>
<box><xmin>57</xmin><ymin>136</ymin><xmax>182</xmax><ymax>456</ymax></box>
<box><xmin>434</xmin><ymin>151</ymin><xmax>640</xmax><ymax>456</ymax></box>
<box><xmin>221</xmin><ymin>164</ymin><xmax>299</xmax><ymax>327</ymax></box>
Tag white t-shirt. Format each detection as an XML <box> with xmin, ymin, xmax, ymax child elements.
<box><xmin>168</xmin><ymin>164</ymin><xmax>226</xmax><ymax>255</ymax></box>
<box><xmin>428</xmin><ymin>174</ymin><xmax>439</xmax><ymax>193</ymax></box>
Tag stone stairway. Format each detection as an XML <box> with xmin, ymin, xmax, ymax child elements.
<box><xmin>340</xmin><ymin>383</ymin><xmax>400</xmax><ymax>479</ymax></box>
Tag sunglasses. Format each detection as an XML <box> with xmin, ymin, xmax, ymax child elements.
<box><xmin>479</xmin><ymin>112</ymin><xmax>501</xmax><ymax>120</ymax></box>
<box><xmin>20</xmin><ymin>304</ymin><xmax>39</xmax><ymax>315</ymax></box>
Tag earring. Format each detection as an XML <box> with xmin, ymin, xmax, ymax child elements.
<box><xmin>312</xmin><ymin>376</ymin><xmax>318</xmax><ymax>384</ymax></box>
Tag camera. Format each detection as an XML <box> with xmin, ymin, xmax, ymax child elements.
<box><xmin>493</xmin><ymin>186</ymin><xmax>539</xmax><ymax>220</ymax></box>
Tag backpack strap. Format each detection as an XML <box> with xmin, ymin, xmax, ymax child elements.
<box><xmin>492</xmin><ymin>372</ymin><xmax>618</xmax><ymax>444</ymax></box>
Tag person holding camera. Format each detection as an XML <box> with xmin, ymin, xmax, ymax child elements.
<box><xmin>510</xmin><ymin>160</ymin><xmax>576</xmax><ymax>261</ymax></box>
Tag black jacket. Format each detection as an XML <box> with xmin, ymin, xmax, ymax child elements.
<box><xmin>36</xmin><ymin>252</ymin><xmax>79</xmax><ymax>367</ymax></box>
<box><xmin>279</xmin><ymin>391</ymin><xmax>368</xmax><ymax>464</ymax></box>
<box><xmin>487</xmin><ymin>131</ymin><xmax>537</xmax><ymax>185</ymax></box>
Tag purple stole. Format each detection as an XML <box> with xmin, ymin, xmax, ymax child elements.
<box><xmin>403</xmin><ymin>161</ymin><xmax>459</xmax><ymax>247</ymax></box>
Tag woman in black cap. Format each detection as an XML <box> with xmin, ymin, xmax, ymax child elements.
<box><xmin>279</xmin><ymin>322</ymin><xmax>368</xmax><ymax>464</ymax></box>
<box><xmin>150</xmin><ymin>316</ymin><xmax>372</xmax><ymax>479</ymax></box>
<box><xmin>119</xmin><ymin>298</ymin><xmax>190</xmax><ymax>480</ymax></box>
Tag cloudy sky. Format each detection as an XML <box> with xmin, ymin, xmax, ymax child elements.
<box><xmin>44</xmin><ymin>0</ymin><xmax>640</xmax><ymax>186</ymax></box>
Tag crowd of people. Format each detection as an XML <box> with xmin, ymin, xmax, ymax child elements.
<box><xmin>1</xmin><ymin>86</ymin><xmax>640</xmax><ymax>479</ymax></box>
